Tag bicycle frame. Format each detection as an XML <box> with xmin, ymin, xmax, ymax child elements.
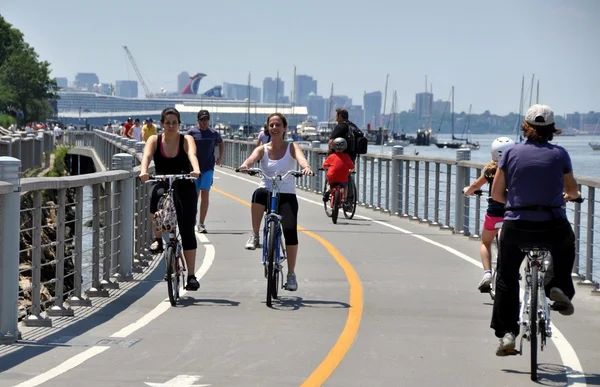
<box><xmin>519</xmin><ymin>249</ymin><xmax>552</xmax><ymax>344</ymax></box>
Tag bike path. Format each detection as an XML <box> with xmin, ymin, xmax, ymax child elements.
<box><xmin>1</xmin><ymin>167</ymin><xmax>599</xmax><ymax>386</ymax></box>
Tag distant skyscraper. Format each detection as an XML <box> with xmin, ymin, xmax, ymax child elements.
<box><xmin>432</xmin><ymin>99</ymin><xmax>450</xmax><ymax>114</ymax></box>
<box><xmin>363</xmin><ymin>91</ymin><xmax>382</xmax><ymax>128</ymax></box>
<box><xmin>115</xmin><ymin>80</ymin><xmax>138</xmax><ymax>98</ymax></box>
<box><xmin>415</xmin><ymin>92</ymin><xmax>433</xmax><ymax>118</ymax></box>
<box><xmin>74</xmin><ymin>73</ymin><xmax>99</xmax><ymax>90</ymax></box>
<box><xmin>307</xmin><ymin>94</ymin><xmax>326</xmax><ymax>122</ymax></box>
<box><xmin>223</xmin><ymin>82</ymin><xmax>261</xmax><ymax>102</ymax></box>
<box><xmin>55</xmin><ymin>77</ymin><xmax>68</xmax><ymax>89</ymax></box>
<box><xmin>178</xmin><ymin>71</ymin><xmax>190</xmax><ymax>93</ymax></box>
<box><xmin>294</xmin><ymin>75</ymin><xmax>317</xmax><ymax>107</ymax></box>
<box><xmin>347</xmin><ymin>105</ymin><xmax>365</xmax><ymax>128</ymax></box>
<box><xmin>263</xmin><ymin>77</ymin><xmax>285</xmax><ymax>104</ymax></box>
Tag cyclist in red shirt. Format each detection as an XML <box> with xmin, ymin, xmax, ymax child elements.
<box><xmin>323</xmin><ymin>138</ymin><xmax>355</xmax><ymax>203</ymax></box>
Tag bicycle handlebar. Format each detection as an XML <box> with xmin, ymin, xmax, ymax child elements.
<box><xmin>317</xmin><ymin>167</ymin><xmax>356</xmax><ymax>174</ymax></box>
<box><xmin>146</xmin><ymin>174</ymin><xmax>197</xmax><ymax>182</ymax></box>
<box><xmin>235</xmin><ymin>167</ymin><xmax>312</xmax><ymax>179</ymax></box>
<box><xmin>470</xmin><ymin>189</ymin><xmax>585</xmax><ymax>203</ymax></box>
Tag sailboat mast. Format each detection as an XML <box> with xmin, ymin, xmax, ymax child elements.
<box><xmin>536</xmin><ymin>80</ymin><xmax>540</xmax><ymax>104</ymax></box>
<box><xmin>381</xmin><ymin>74</ymin><xmax>389</xmax><ymax>153</ymax></box>
<box><xmin>292</xmin><ymin>65</ymin><xmax>296</xmax><ymax>120</ymax></box>
<box><xmin>451</xmin><ymin>86</ymin><xmax>455</xmax><ymax>140</ymax></box>
<box><xmin>247</xmin><ymin>72</ymin><xmax>251</xmax><ymax>134</ymax></box>
<box><xmin>529</xmin><ymin>74</ymin><xmax>535</xmax><ymax>107</ymax></box>
<box><xmin>275</xmin><ymin>70</ymin><xmax>279</xmax><ymax>112</ymax></box>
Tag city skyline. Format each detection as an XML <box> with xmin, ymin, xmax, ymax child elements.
<box><xmin>1</xmin><ymin>0</ymin><xmax>598</xmax><ymax>116</ymax></box>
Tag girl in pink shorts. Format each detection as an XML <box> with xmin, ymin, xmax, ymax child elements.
<box><xmin>463</xmin><ymin>137</ymin><xmax>515</xmax><ymax>292</ymax></box>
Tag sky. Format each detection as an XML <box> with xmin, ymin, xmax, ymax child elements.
<box><xmin>1</xmin><ymin>0</ymin><xmax>599</xmax><ymax>115</ymax></box>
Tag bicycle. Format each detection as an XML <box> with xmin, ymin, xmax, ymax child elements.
<box><xmin>504</xmin><ymin>196</ymin><xmax>584</xmax><ymax>381</ymax></box>
<box><xmin>146</xmin><ymin>174</ymin><xmax>196</xmax><ymax>306</ymax></box>
<box><xmin>321</xmin><ymin>170</ymin><xmax>357</xmax><ymax>223</ymax></box>
<box><xmin>235</xmin><ymin>167</ymin><xmax>309</xmax><ymax>307</ymax></box>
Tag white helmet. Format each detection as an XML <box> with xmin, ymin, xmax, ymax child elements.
<box><xmin>491</xmin><ymin>137</ymin><xmax>516</xmax><ymax>162</ymax></box>
<box><xmin>332</xmin><ymin>137</ymin><xmax>347</xmax><ymax>151</ymax></box>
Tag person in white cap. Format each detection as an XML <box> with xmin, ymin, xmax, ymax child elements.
<box><xmin>489</xmin><ymin>104</ymin><xmax>582</xmax><ymax>356</ymax></box>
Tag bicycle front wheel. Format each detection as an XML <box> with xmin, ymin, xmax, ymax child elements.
<box><xmin>165</xmin><ymin>246</ymin><xmax>179</xmax><ymax>306</ymax></box>
<box><xmin>530</xmin><ymin>264</ymin><xmax>539</xmax><ymax>381</ymax></box>
<box><xmin>266</xmin><ymin>221</ymin><xmax>277</xmax><ymax>307</ymax></box>
<box><xmin>323</xmin><ymin>181</ymin><xmax>332</xmax><ymax>218</ymax></box>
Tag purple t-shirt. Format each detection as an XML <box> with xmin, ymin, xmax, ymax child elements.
<box><xmin>500</xmin><ymin>141</ymin><xmax>572</xmax><ymax>221</ymax></box>
<box><xmin>257</xmin><ymin>130</ymin><xmax>271</xmax><ymax>144</ymax></box>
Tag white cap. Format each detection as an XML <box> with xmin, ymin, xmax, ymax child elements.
<box><xmin>525</xmin><ymin>104</ymin><xmax>555</xmax><ymax>126</ymax></box>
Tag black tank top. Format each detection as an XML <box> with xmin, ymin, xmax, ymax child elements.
<box><xmin>153</xmin><ymin>134</ymin><xmax>191</xmax><ymax>174</ymax></box>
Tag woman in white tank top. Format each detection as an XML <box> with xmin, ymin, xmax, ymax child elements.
<box><xmin>238</xmin><ymin>113</ymin><xmax>313</xmax><ymax>292</ymax></box>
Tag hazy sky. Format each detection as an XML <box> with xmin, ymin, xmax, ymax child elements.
<box><xmin>1</xmin><ymin>0</ymin><xmax>599</xmax><ymax>115</ymax></box>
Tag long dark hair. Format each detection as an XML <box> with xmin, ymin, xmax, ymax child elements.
<box><xmin>521</xmin><ymin>120</ymin><xmax>562</xmax><ymax>142</ymax></box>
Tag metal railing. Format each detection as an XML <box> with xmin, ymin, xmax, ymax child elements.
<box><xmin>0</xmin><ymin>130</ymin><xmax>55</xmax><ymax>173</ymax></box>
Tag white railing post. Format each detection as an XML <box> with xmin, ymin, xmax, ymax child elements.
<box><xmin>0</xmin><ymin>156</ymin><xmax>21</xmax><ymax>343</ymax></box>
<box><xmin>454</xmin><ymin>149</ymin><xmax>471</xmax><ymax>234</ymax></box>
<box><xmin>390</xmin><ymin>146</ymin><xmax>403</xmax><ymax>215</ymax></box>
<box><xmin>112</xmin><ymin>153</ymin><xmax>135</xmax><ymax>281</ymax></box>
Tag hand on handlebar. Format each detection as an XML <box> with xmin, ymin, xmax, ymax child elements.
<box><xmin>301</xmin><ymin>166</ymin><xmax>313</xmax><ymax>176</ymax></box>
<box><xmin>139</xmin><ymin>172</ymin><xmax>149</xmax><ymax>183</ymax></box>
<box><xmin>564</xmin><ymin>192</ymin><xmax>584</xmax><ymax>203</ymax></box>
<box><xmin>190</xmin><ymin>170</ymin><xmax>201</xmax><ymax>179</ymax></box>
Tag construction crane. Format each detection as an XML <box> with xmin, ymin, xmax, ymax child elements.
<box><xmin>122</xmin><ymin>45</ymin><xmax>152</xmax><ymax>98</ymax></box>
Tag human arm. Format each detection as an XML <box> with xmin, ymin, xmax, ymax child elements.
<box><xmin>463</xmin><ymin>174</ymin><xmax>487</xmax><ymax>196</ymax></box>
<box><xmin>290</xmin><ymin>142</ymin><xmax>313</xmax><ymax>175</ymax></box>
<box><xmin>139</xmin><ymin>135</ymin><xmax>158</xmax><ymax>182</ymax></box>
<box><xmin>183</xmin><ymin>135</ymin><xmax>201</xmax><ymax>178</ymax></box>
<box><xmin>561</xmin><ymin>150</ymin><xmax>580</xmax><ymax>200</ymax></box>
<box><xmin>238</xmin><ymin>145</ymin><xmax>264</xmax><ymax>170</ymax></box>
<box><xmin>322</xmin><ymin>156</ymin><xmax>331</xmax><ymax>170</ymax></box>
<box><xmin>216</xmin><ymin>142</ymin><xmax>224</xmax><ymax>166</ymax></box>
<box><xmin>491</xmin><ymin>168</ymin><xmax>507</xmax><ymax>203</ymax></box>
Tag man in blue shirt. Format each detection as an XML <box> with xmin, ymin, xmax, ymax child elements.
<box><xmin>186</xmin><ymin>110</ymin><xmax>224</xmax><ymax>233</ymax></box>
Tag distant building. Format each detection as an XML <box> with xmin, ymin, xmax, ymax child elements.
<box><xmin>178</xmin><ymin>71</ymin><xmax>190</xmax><ymax>94</ymax></box>
<box><xmin>294</xmin><ymin>75</ymin><xmax>317</xmax><ymax>107</ymax></box>
<box><xmin>263</xmin><ymin>77</ymin><xmax>285</xmax><ymax>104</ymax></box>
<box><xmin>307</xmin><ymin>94</ymin><xmax>326</xmax><ymax>122</ymax></box>
<box><xmin>363</xmin><ymin>91</ymin><xmax>382</xmax><ymax>128</ymax></box>
<box><xmin>115</xmin><ymin>80</ymin><xmax>138</xmax><ymax>98</ymax></box>
<box><xmin>74</xmin><ymin>73</ymin><xmax>99</xmax><ymax>90</ymax></box>
<box><xmin>223</xmin><ymin>82</ymin><xmax>261</xmax><ymax>102</ymax></box>
<box><xmin>347</xmin><ymin>105</ymin><xmax>365</xmax><ymax>128</ymax></box>
<box><xmin>432</xmin><ymin>99</ymin><xmax>450</xmax><ymax>114</ymax></box>
<box><xmin>55</xmin><ymin>77</ymin><xmax>68</xmax><ymax>89</ymax></box>
<box><xmin>415</xmin><ymin>92</ymin><xmax>433</xmax><ymax>118</ymax></box>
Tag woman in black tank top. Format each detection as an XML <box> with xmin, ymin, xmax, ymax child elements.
<box><xmin>140</xmin><ymin>108</ymin><xmax>202</xmax><ymax>290</ymax></box>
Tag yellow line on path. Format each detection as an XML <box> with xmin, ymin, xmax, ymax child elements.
<box><xmin>212</xmin><ymin>186</ymin><xmax>363</xmax><ymax>387</ymax></box>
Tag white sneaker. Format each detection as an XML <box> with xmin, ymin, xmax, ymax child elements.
<box><xmin>245</xmin><ymin>234</ymin><xmax>259</xmax><ymax>250</ymax></box>
<box><xmin>496</xmin><ymin>332</ymin><xmax>517</xmax><ymax>356</ymax></box>
<box><xmin>478</xmin><ymin>272</ymin><xmax>492</xmax><ymax>293</ymax></box>
<box><xmin>285</xmin><ymin>273</ymin><xmax>298</xmax><ymax>291</ymax></box>
<box><xmin>196</xmin><ymin>224</ymin><xmax>207</xmax><ymax>233</ymax></box>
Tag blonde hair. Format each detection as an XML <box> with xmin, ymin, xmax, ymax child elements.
<box><xmin>484</xmin><ymin>160</ymin><xmax>497</xmax><ymax>182</ymax></box>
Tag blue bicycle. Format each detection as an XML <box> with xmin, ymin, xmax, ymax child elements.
<box><xmin>235</xmin><ymin>167</ymin><xmax>307</xmax><ymax>307</ymax></box>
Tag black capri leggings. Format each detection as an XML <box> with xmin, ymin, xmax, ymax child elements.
<box><xmin>150</xmin><ymin>181</ymin><xmax>198</xmax><ymax>250</ymax></box>
<box><xmin>251</xmin><ymin>188</ymin><xmax>299</xmax><ymax>245</ymax></box>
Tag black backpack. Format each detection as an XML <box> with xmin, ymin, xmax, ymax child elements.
<box><xmin>347</xmin><ymin>122</ymin><xmax>367</xmax><ymax>155</ymax></box>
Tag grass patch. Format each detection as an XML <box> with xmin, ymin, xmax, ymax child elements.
<box><xmin>46</xmin><ymin>145</ymin><xmax>72</xmax><ymax>177</ymax></box>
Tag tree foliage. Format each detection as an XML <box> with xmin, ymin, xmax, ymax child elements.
<box><xmin>0</xmin><ymin>15</ymin><xmax>58</xmax><ymax>124</ymax></box>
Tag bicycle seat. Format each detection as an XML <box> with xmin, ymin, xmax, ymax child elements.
<box><xmin>518</xmin><ymin>243</ymin><xmax>551</xmax><ymax>253</ymax></box>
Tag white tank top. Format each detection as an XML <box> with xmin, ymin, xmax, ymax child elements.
<box><xmin>259</xmin><ymin>143</ymin><xmax>297</xmax><ymax>194</ymax></box>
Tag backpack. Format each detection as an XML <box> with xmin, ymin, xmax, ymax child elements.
<box><xmin>154</xmin><ymin>193</ymin><xmax>178</xmax><ymax>233</ymax></box>
<box><xmin>347</xmin><ymin>122</ymin><xmax>368</xmax><ymax>155</ymax></box>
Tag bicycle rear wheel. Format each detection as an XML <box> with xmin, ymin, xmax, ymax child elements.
<box><xmin>332</xmin><ymin>190</ymin><xmax>340</xmax><ymax>224</ymax></box>
<box><xmin>530</xmin><ymin>264</ymin><xmax>539</xmax><ymax>381</ymax></box>
<box><xmin>266</xmin><ymin>221</ymin><xmax>277</xmax><ymax>307</ymax></box>
<box><xmin>343</xmin><ymin>180</ymin><xmax>357</xmax><ymax>219</ymax></box>
<box><xmin>165</xmin><ymin>246</ymin><xmax>179</xmax><ymax>306</ymax></box>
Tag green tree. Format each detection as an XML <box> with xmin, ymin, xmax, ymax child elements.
<box><xmin>0</xmin><ymin>15</ymin><xmax>58</xmax><ymax>124</ymax></box>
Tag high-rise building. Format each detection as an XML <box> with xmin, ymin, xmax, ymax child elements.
<box><xmin>178</xmin><ymin>71</ymin><xmax>190</xmax><ymax>93</ymax></box>
<box><xmin>262</xmin><ymin>77</ymin><xmax>285</xmax><ymax>104</ymax></box>
<box><xmin>415</xmin><ymin>92</ymin><xmax>433</xmax><ymax>118</ymax></box>
<box><xmin>74</xmin><ymin>73</ymin><xmax>99</xmax><ymax>90</ymax></box>
<box><xmin>115</xmin><ymin>80</ymin><xmax>138</xmax><ymax>98</ymax></box>
<box><xmin>55</xmin><ymin>77</ymin><xmax>68</xmax><ymax>89</ymax></box>
<box><xmin>294</xmin><ymin>75</ymin><xmax>317</xmax><ymax>107</ymax></box>
<box><xmin>432</xmin><ymin>99</ymin><xmax>450</xmax><ymax>114</ymax></box>
<box><xmin>347</xmin><ymin>105</ymin><xmax>365</xmax><ymax>128</ymax></box>
<box><xmin>363</xmin><ymin>91</ymin><xmax>382</xmax><ymax>128</ymax></box>
<box><xmin>223</xmin><ymin>82</ymin><xmax>261</xmax><ymax>102</ymax></box>
<box><xmin>307</xmin><ymin>94</ymin><xmax>326</xmax><ymax>122</ymax></box>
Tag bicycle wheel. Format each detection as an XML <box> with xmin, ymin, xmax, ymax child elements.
<box><xmin>530</xmin><ymin>263</ymin><xmax>539</xmax><ymax>381</ymax></box>
<box><xmin>332</xmin><ymin>190</ymin><xmax>340</xmax><ymax>224</ymax></box>
<box><xmin>266</xmin><ymin>221</ymin><xmax>277</xmax><ymax>307</ymax></box>
<box><xmin>323</xmin><ymin>181</ymin><xmax>332</xmax><ymax>218</ymax></box>
<box><xmin>165</xmin><ymin>246</ymin><xmax>178</xmax><ymax>306</ymax></box>
<box><xmin>343</xmin><ymin>180</ymin><xmax>357</xmax><ymax>219</ymax></box>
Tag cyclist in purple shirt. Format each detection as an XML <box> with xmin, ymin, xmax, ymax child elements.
<box><xmin>490</xmin><ymin>104</ymin><xmax>581</xmax><ymax>356</ymax></box>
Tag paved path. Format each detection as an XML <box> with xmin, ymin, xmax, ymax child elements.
<box><xmin>1</xmin><ymin>167</ymin><xmax>600</xmax><ymax>387</ymax></box>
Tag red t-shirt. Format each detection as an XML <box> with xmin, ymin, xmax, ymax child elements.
<box><xmin>123</xmin><ymin>122</ymin><xmax>132</xmax><ymax>137</ymax></box>
<box><xmin>323</xmin><ymin>152</ymin><xmax>355</xmax><ymax>184</ymax></box>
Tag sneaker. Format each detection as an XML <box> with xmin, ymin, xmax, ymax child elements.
<box><xmin>149</xmin><ymin>239</ymin><xmax>163</xmax><ymax>254</ymax></box>
<box><xmin>245</xmin><ymin>234</ymin><xmax>259</xmax><ymax>250</ymax></box>
<box><xmin>549</xmin><ymin>287</ymin><xmax>574</xmax><ymax>316</ymax></box>
<box><xmin>185</xmin><ymin>275</ymin><xmax>200</xmax><ymax>291</ymax></box>
<box><xmin>196</xmin><ymin>224</ymin><xmax>207</xmax><ymax>233</ymax></box>
<box><xmin>478</xmin><ymin>272</ymin><xmax>492</xmax><ymax>293</ymax></box>
<box><xmin>322</xmin><ymin>190</ymin><xmax>330</xmax><ymax>203</ymax></box>
<box><xmin>496</xmin><ymin>332</ymin><xmax>517</xmax><ymax>356</ymax></box>
<box><xmin>285</xmin><ymin>273</ymin><xmax>298</xmax><ymax>291</ymax></box>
